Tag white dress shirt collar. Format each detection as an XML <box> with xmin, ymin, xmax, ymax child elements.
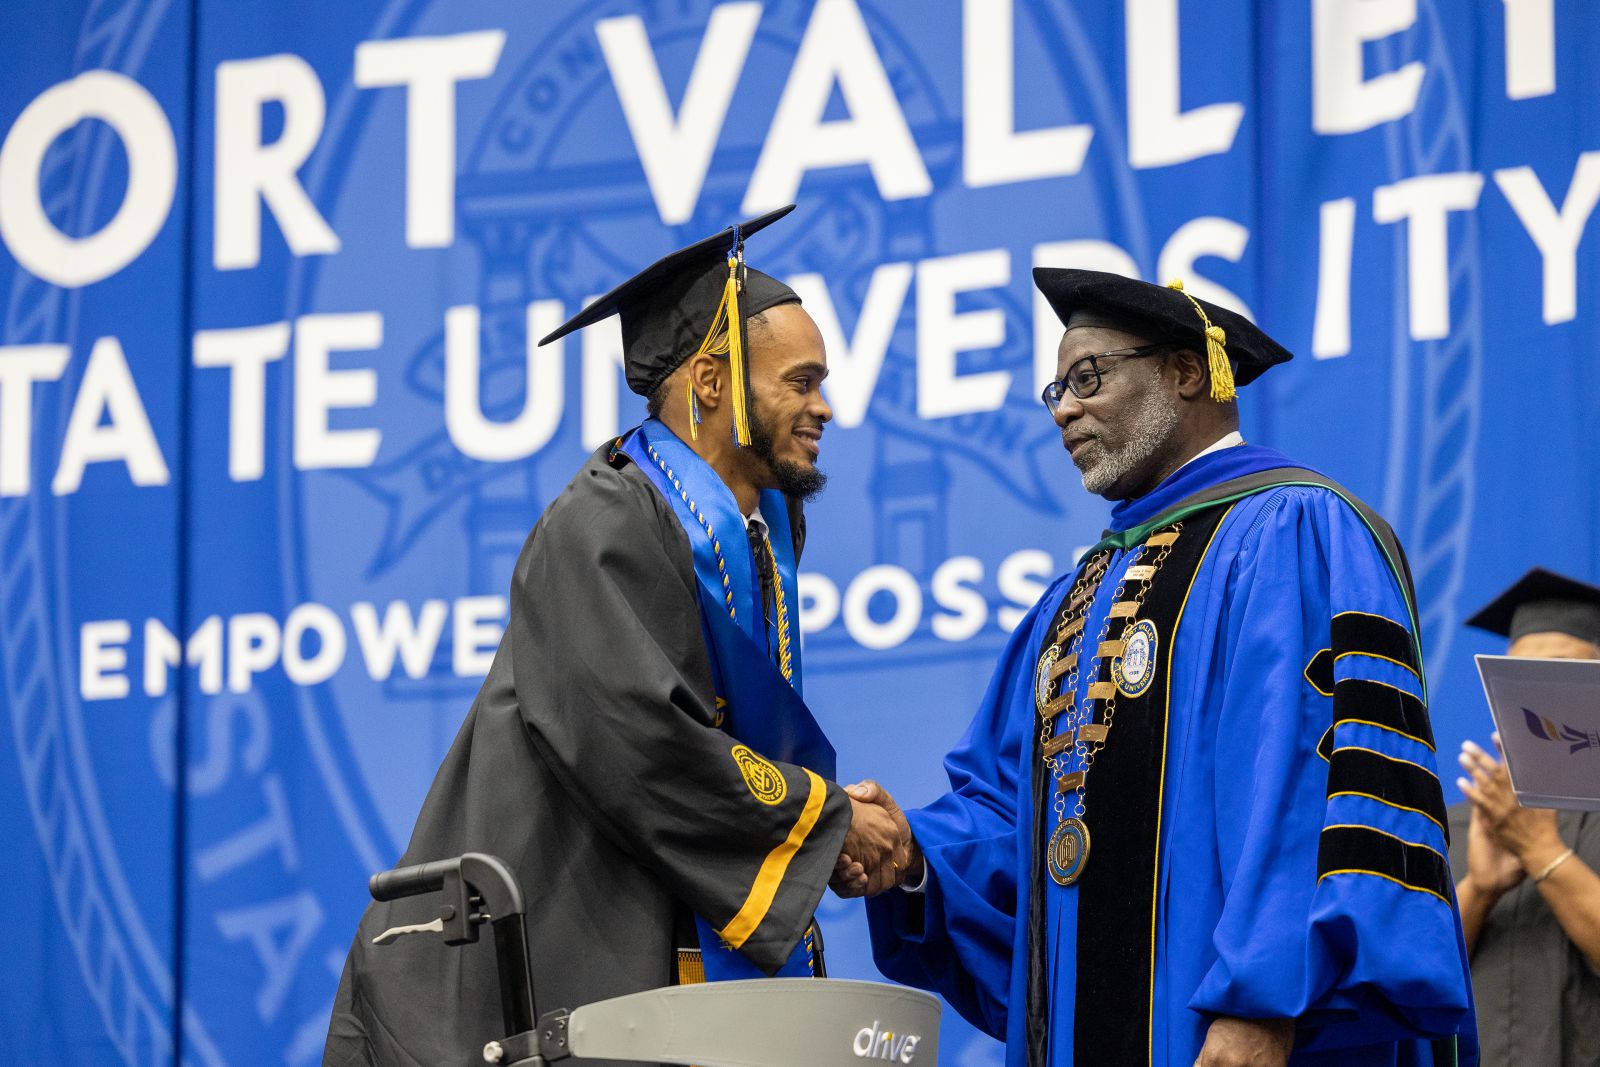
<box><xmin>1173</xmin><ymin>430</ymin><xmax>1244</xmax><ymax>475</ymax></box>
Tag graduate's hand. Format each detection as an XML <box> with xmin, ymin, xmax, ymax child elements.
<box><xmin>831</xmin><ymin>852</ymin><xmax>869</xmax><ymax>897</ymax></box>
<box><xmin>851</xmin><ymin>780</ymin><xmax>917</xmax><ymax>895</ymax></box>
<box><xmin>1458</xmin><ymin>735</ymin><xmax>1565</xmax><ymax>874</ymax></box>
<box><xmin>1193</xmin><ymin>1015</ymin><xmax>1294</xmax><ymax>1067</ymax></box>
<box><xmin>839</xmin><ymin>798</ymin><xmax>900</xmax><ymax>896</ymax></box>
<box><xmin>834</xmin><ymin>781</ymin><xmax>914</xmax><ymax>897</ymax></box>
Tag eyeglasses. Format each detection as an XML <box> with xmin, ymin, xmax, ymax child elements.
<box><xmin>1040</xmin><ymin>344</ymin><xmax>1174</xmax><ymax>411</ymax></box>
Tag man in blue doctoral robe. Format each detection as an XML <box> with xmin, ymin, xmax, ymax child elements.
<box><xmin>839</xmin><ymin>271</ymin><xmax>1478</xmax><ymax>1066</ymax></box>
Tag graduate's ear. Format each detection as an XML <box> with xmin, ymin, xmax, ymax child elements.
<box><xmin>685</xmin><ymin>350</ymin><xmax>726</xmax><ymax>411</ymax></box>
<box><xmin>1170</xmin><ymin>347</ymin><xmax>1211</xmax><ymax>402</ymax></box>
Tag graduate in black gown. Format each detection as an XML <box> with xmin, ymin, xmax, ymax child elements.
<box><xmin>323</xmin><ymin>206</ymin><xmax>909</xmax><ymax>1067</ymax></box>
<box><xmin>1449</xmin><ymin>568</ymin><xmax>1600</xmax><ymax>1067</ymax></box>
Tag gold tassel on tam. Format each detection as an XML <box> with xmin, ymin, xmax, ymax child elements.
<box><xmin>1165</xmin><ymin>279</ymin><xmax>1236</xmax><ymax>402</ymax></box>
<box><xmin>723</xmin><ymin>255</ymin><xmax>752</xmax><ymax>446</ymax></box>
<box><xmin>691</xmin><ymin>253</ymin><xmax>753</xmax><ymax>447</ymax></box>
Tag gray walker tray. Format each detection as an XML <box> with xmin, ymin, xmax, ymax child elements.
<box><xmin>368</xmin><ymin>853</ymin><xmax>941</xmax><ymax>1067</ymax></box>
<box><xmin>537</xmin><ymin>978</ymin><xmax>937</xmax><ymax>1066</ymax></box>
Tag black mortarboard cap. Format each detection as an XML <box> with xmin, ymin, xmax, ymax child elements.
<box><xmin>1465</xmin><ymin>567</ymin><xmax>1600</xmax><ymax>645</ymax></box>
<box><xmin>1032</xmin><ymin>268</ymin><xmax>1294</xmax><ymax>400</ymax></box>
<box><xmin>538</xmin><ymin>206</ymin><xmax>802</xmax><ymax>442</ymax></box>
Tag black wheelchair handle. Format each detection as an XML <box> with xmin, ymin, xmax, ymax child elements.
<box><xmin>369</xmin><ymin>857</ymin><xmax>457</xmax><ymax>902</ymax></box>
<box><xmin>366</xmin><ymin>853</ymin><xmax>537</xmax><ymax>1039</ymax></box>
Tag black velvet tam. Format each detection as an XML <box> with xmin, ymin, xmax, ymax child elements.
<box><xmin>1032</xmin><ymin>268</ymin><xmax>1294</xmax><ymax>387</ymax></box>
<box><xmin>538</xmin><ymin>205</ymin><xmax>801</xmax><ymax>396</ymax></box>
<box><xmin>1466</xmin><ymin>567</ymin><xmax>1600</xmax><ymax>645</ymax></box>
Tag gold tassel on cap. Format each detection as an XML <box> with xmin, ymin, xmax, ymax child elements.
<box><xmin>691</xmin><ymin>253</ymin><xmax>754</xmax><ymax>447</ymax></box>
<box><xmin>724</xmin><ymin>255</ymin><xmax>752</xmax><ymax>446</ymax></box>
<box><xmin>1166</xmin><ymin>278</ymin><xmax>1235</xmax><ymax>402</ymax></box>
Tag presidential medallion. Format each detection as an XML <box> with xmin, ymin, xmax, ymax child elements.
<box><xmin>1048</xmin><ymin>816</ymin><xmax>1091</xmax><ymax>886</ymax></box>
<box><xmin>1034</xmin><ymin>644</ymin><xmax>1061</xmax><ymax>714</ymax></box>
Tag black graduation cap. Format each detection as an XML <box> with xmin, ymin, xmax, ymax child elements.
<box><xmin>538</xmin><ymin>205</ymin><xmax>802</xmax><ymax>447</ymax></box>
<box><xmin>1465</xmin><ymin>567</ymin><xmax>1600</xmax><ymax>645</ymax></box>
<box><xmin>1032</xmin><ymin>268</ymin><xmax>1295</xmax><ymax>401</ymax></box>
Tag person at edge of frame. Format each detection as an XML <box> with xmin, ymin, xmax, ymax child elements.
<box><xmin>1450</xmin><ymin>567</ymin><xmax>1600</xmax><ymax>1067</ymax></box>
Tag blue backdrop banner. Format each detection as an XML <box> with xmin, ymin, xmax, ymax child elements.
<box><xmin>2</xmin><ymin>1</ymin><xmax>1596</xmax><ymax>1063</ymax></box>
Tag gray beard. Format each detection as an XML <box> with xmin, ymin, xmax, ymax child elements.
<box><xmin>1070</xmin><ymin>375</ymin><xmax>1182</xmax><ymax>496</ymax></box>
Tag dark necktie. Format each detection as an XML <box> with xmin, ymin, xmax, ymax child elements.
<box><xmin>748</xmin><ymin>523</ymin><xmax>775</xmax><ymax>638</ymax></box>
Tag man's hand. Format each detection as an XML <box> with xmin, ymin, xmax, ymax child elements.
<box><xmin>1194</xmin><ymin>1016</ymin><xmax>1294</xmax><ymax>1067</ymax></box>
<box><xmin>1458</xmin><ymin>735</ymin><xmax>1565</xmax><ymax>873</ymax></box>
<box><xmin>832</xmin><ymin>780</ymin><xmax>914</xmax><ymax>898</ymax></box>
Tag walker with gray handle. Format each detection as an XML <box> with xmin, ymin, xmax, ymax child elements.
<box><xmin>368</xmin><ymin>852</ymin><xmax>941</xmax><ymax>1066</ymax></box>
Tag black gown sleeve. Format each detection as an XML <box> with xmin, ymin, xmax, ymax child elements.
<box><xmin>509</xmin><ymin>461</ymin><xmax>850</xmax><ymax>974</ymax></box>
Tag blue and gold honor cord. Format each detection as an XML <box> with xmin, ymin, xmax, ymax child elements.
<box><xmin>644</xmin><ymin>441</ymin><xmax>736</xmax><ymax>618</ymax></box>
<box><xmin>642</xmin><ymin>440</ymin><xmax>794</xmax><ymax>687</ymax></box>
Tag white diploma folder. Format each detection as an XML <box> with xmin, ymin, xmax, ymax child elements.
<box><xmin>1474</xmin><ymin>654</ymin><xmax>1600</xmax><ymax>810</ymax></box>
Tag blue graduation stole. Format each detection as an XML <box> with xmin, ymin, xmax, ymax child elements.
<box><xmin>618</xmin><ymin>420</ymin><xmax>835</xmax><ymax>980</ymax></box>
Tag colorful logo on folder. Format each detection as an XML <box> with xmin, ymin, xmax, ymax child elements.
<box><xmin>1523</xmin><ymin>707</ymin><xmax>1600</xmax><ymax>754</ymax></box>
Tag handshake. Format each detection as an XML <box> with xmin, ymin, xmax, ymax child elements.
<box><xmin>832</xmin><ymin>780</ymin><xmax>921</xmax><ymax>898</ymax></box>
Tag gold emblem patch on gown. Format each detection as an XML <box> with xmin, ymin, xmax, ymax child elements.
<box><xmin>730</xmin><ymin>744</ymin><xmax>787</xmax><ymax>805</ymax></box>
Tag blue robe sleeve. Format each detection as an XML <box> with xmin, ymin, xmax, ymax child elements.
<box><xmin>1186</xmin><ymin>489</ymin><xmax>1474</xmax><ymax>1052</ymax></box>
<box><xmin>867</xmin><ymin>579</ymin><xmax>1068</xmax><ymax>1040</ymax></box>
